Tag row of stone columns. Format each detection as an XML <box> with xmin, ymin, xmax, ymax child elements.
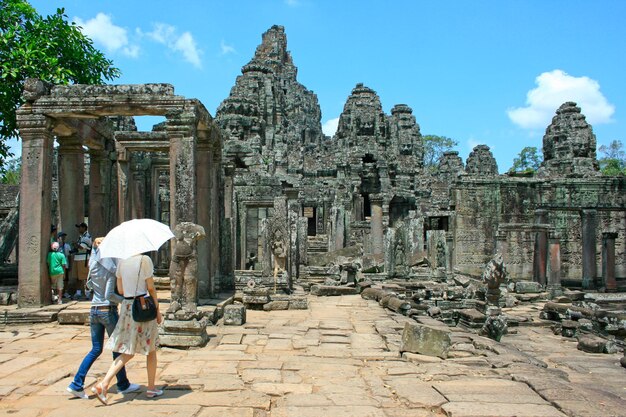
<box><xmin>534</xmin><ymin>208</ymin><xmax>618</xmax><ymax>292</ymax></box>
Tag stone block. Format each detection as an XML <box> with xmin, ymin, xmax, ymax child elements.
<box><xmin>242</xmin><ymin>294</ymin><xmax>270</xmax><ymax>305</ymax></box>
<box><xmin>355</xmin><ymin>280</ymin><xmax>373</xmax><ymax>292</ymax></box>
<box><xmin>288</xmin><ymin>297</ymin><xmax>308</xmax><ymax>310</ymax></box>
<box><xmin>400</xmin><ymin>322</ymin><xmax>451</xmax><ymax>359</ymax></box>
<box><xmin>453</xmin><ymin>275</ymin><xmax>471</xmax><ymax>287</ymax></box>
<box><xmin>57</xmin><ymin>310</ymin><xmax>89</xmax><ymax>325</ymax></box>
<box><xmin>263</xmin><ymin>301</ymin><xmax>289</xmax><ymax>311</ymax></box>
<box><xmin>361</xmin><ymin>253</ymin><xmax>384</xmax><ymax>273</ymax></box>
<box><xmin>0</xmin><ymin>291</ymin><xmax>14</xmax><ymax>305</ymax></box>
<box><xmin>576</xmin><ymin>335</ymin><xmax>607</xmax><ymax>353</ymax></box>
<box><xmin>515</xmin><ymin>281</ymin><xmax>543</xmax><ymax>293</ymax></box>
<box><xmin>224</xmin><ymin>304</ymin><xmax>246</xmax><ymax>326</ymax></box>
<box><xmin>159</xmin><ymin>317</ymin><xmax>210</xmax><ymax>348</ymax></box>
<box><xmin>310</xmin><ymin>285</ymin><xmax>358</xmax><ymax>296</ymax></box>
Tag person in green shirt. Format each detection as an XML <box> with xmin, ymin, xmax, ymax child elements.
<box><xmin>47</xmin><ymin>242</ymin><xmax>67</xmax><ymax>304</ymax></box>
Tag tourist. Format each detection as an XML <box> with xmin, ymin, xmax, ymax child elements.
<box><xmin>92</xmin><ymin>254</ymin><xmax>163</xmax><ymax>405</ymax></box>
<box><xmin>66</xmin><ymin>237</ymin><xmax>140</xmax><ymax>400</ymax></box>
<box><xmin>72</xmin><ymin>222</ymin><xmax>92</xmax><ymax>300</ymax></box>
<box><xmin>50</xmin><ymin>225</ymin><xmax>58</xmax><ymax>246</ymax></box>
<box><xmin>56</xmin><ymin>232</ymin><xmax>72</xmax><ymax>298</ymax></box>
<box><xmin>46</xmin><ymin>241</ymin><xmax>67</xmax><ymax>305</ymax></box>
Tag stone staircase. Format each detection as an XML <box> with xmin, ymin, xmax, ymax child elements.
<box><xmin>297</xmin><ymin>265</ymin><xmax>340</xmax><ymax>290</ymax></box>
<box><xmin>307</xmin><ymin>234</ymin><xmax>329</xmax><ymax>254</ymax></box>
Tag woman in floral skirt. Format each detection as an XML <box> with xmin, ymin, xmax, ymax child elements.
<box><xmin>92</xmin><ymin>254</ymin><xmax>163</xmax><ymax>405</ymax></box>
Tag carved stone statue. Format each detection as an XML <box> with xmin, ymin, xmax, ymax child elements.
<box><xmin>481</xmin><ymin>307</ymin><xmax>508</xmax><ymax>342</ymax></box>
<box><xmin>271</xmin><ymin>229</ymin><xmax>287</xmax><ymax>276</ymax></box>
<box><xmin>482</xmin><ymin>253</ymin><xmax>508</xmax><ymax>306</ymax></box>
<box><xmin>168</xmin><ymin>222</ymin><xmax>206</xmax><ymax>314</ymax></box>
<box><xmin>436</xmin><ymin>239</ymin><xmax>446</xmax><ymax>268</ymax></box>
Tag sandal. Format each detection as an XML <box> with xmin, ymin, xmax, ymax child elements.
<box><xmin>146</xmin><ymin>389</ymin><xmax>163</xmax><ymax>398</ymax></box>
<box><xmin>91</xmin><ymin>382</ymin><xmax>108</xmax><ymax>405</ymax></box>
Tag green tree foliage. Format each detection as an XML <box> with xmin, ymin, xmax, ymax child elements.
<box><xmin>0</xmin><ymin>0</ymin><xmax>120</xmax><ymax>171</ymax></box>
<box><xmin>509</xmin><ymin>146</ymin><xmax>542</xmax><ymax>174</ymax></box>
<box><xmin>598</xmin><ymin>140</ymin><xmax>626</xmax><ymax>176</ymax></box>
<box><xmin>0</xmin><ymin>157</ymin><xmax>20</xmax><ymax>184</ymax></box>
<box><xmin>422</xmin><ymin>134</ymin><xmax>458</xmax><ymax>171</ymax></box>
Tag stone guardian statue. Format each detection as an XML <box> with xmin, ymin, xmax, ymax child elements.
<box><xmin>168</xmin><ymin>222</ymin><xmax>206</xmax><ymax>314</ymax></box>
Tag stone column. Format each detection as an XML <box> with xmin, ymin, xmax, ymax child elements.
<box><xmin>547</xmin><ymin>233</ymin><xmax>562</xmax><ymax>297</ymax></box>
<box><xmin>286</xmin><ymin>189</ymin><xmax>300</xmax><ymax>288</ymax></box>
<box><xmin>88</xmin><ymin>149</ymin><xmax>108</xmax><ymax>238</ymax></box>
<box><xmin>602</xmin><ymin>232</ymin><xmax>618</xmax><ymax>292</ymax></box>
<box><xmin>196</xmin><ymin>142</ymin><xmax>211</xmax><ymax>298</ymax></box>
<box><xmin>370</xmin><ymin>195</ymin><xmax>384</xmax><ymax>255</ymax></box>
<box><xmin>581</xmin><ymin>209</ymin><xmax>597</xmax><ymax>290</ymax></box>
<box><xmin>210</xmin><ymin>147</ymin><xmax>221</xmax><ymax>295</ymax></box>
<box><xmin>224</xmin><ymin>165</ymin><xmax>234</xmax><ymax>219</ymax></box>
<box><xmin>167</xmin><ymin>111</ymin><xmax>197</xmax><ymax>226</ymax></box>
<box><xmin>533</xmin><ymin>209</ymin><xmax>548</xmax><ymax>285</ymax></box>
<box><xmin>57</xmin><ymin>137</ymin><xmax>84</xmax><ymax>242</ymax></box>
<box><xmin>129</xmin><ymin>153</ymin><xmax>148</xmax><ymax>220</ymax></box>
<box><xmin>446</xmin><ymin>232</ymin><xmax>454</xmax><ymax>272</ymax></box>
<box><xmin>115</xmin><ymin>145</ymin><xmax>130</xmax><ymax>223</ymax></box>
<box><xmin>17</xmin><ymin>112</ymin><xmax>54</xmax><ymax>307</ymax></box>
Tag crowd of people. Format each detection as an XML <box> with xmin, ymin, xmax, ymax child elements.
<box><xmin>47</xmin><ymin>222</ymin><xmax>93</xmax><ymax>302</ymax></box>
<box><xmin>47</xmin><ymin>222</ymin><xmax>164</xmax><ymax>405</ymax></box>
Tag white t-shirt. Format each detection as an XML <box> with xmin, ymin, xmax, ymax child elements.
<box><xmin>116</xmin><ymin>255</ymin><xmax>154</xmax><ymax>297</ymax></box>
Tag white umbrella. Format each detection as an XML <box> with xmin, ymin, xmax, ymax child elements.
<box><xmin>98</xmin><ymin>219</ymin><xmax>174</xmax><ymax>259</ymax></box>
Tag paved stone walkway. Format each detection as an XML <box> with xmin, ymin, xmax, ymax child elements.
<box><xmin>0</xmin><ymin>295</ymin><xmax>624</xmax><ymax>416</ymax></box>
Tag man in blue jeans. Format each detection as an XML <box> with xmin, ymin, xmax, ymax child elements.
<box><xmin>66</xmin><ymin>237</ymin><xmax>140</xmax><ymax>399</ymax></box>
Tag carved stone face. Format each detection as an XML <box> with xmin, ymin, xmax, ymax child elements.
<box><xmin>227</xmin><ymin>122</ymin><xmax>244</xmax><ymax>141</ymax></box>
<box><xmin>400</xmin><ymin>143</ymin><xmax>413</xmax><ymax>155</ymax></box>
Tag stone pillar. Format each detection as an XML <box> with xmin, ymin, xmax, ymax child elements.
<box><xmin>116</xmin><ymin>146</ymin><xmax>130</xmax><ymax>223</ymax></box>
<box><xmin>581</xmin><ymin>209</ymin><xmax>597</xmax><ymax>290</ymax></box>
<box><xmin>210</xmin><ymin>147</ymin><xmax>221</xmax><ymax>295</ymax></box>
<box><xmin>446</xmin><ymin>232</ymin><xmax>454</xmax><ymax>272</ymax></box>
<box><xmin>286</xmin><ymin>189</ymin><xmax>300</xmax><ymax>288</ymax></box>
<box><xmin>332</xmin><ymin>205</ymin><xmax>345</xmax><ymax>251</ymax></box>
<box><xmin>196</xmin><ymin>142</ymin><xmax>211</xmax><ymax>298</ymax></box>
<box><xmin>167</xmin><ymin>111</ymin><xmax>197</xmax><ymax>226</ymax></box>
<box><xmin>88</xmin><ymin>149</ymin><xmax>108</xmax><ymax>238</ymax></box>
<box><xmin>129</xmin><ymin>153</ymin><xmax>148</xmax><ymax>220</ymax></box>
<box><xmin>533</xmin><ymin>209</ymin><xmax>548</xmax><ymax>285</ymax></box>
<box><xmin>547</xmin><ymin>233</ymin><xmax>563</xmax><ymax>297</ymax></box>
<box><xmin>602</xmin><ymin>232</ymin><xmax>618</xmax><ymax>292</ymax></box>
<box><xmin>17</xmin><ymin>112</ymin><xmax>54</xmax><ymax>307</ymax></box>
<box><xmin>57</xmin><ymin>137</ymin><xmax>84</xmax><ymax>242</ymax></box>
<box><xmin>370</xmin><ymin>195</ymin><xmax>384</xmax><ymax>255</ymax></box>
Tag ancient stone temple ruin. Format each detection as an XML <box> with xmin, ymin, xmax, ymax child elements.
<box><xmin>216</xmin><ymin>25</ymin><xmax>625</xmax><ymax>298</ymax></box>
<box><xmin>12</xmin><ymin>80</ymin><xmax>223</xmax><ymax>307</ymax></box>
<box><xmin>1</xmin><ymin>25</ymin><xmax>624</xmax><ymax>313</ymax></box>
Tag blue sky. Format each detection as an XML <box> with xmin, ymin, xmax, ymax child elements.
<box><xmin>13</xmin><ymin>0</ymin><xmax>626</xmax><ymax>172</ymax></box>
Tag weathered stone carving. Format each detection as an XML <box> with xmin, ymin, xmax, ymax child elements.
<box><xmin>465</xmin><ymin>145</ymin><xmax>498</xmax><ymax>176</ymax></box>
<box><xmin>168</xmin><ymin>222</ymin><xmax>206</xmax><ymax>314</ymax></box>
<box><xmin>538</xmin><ymin>102</ymin><xmax>600</xmax><ymax>177</ymax></box>
<box><xmin>271</xmin><ymin>227</ymin><xmax>288</xmax><ymax>289</ymax></box>
<box><xmin>481</xmin><ymin>306</ymin><xmax>508</xmax><ymax>342</ymax></box>
<box><xmin>482</xmin><ymin>253</ymin><xmax>508</xmax><ymax>305</ymax></box>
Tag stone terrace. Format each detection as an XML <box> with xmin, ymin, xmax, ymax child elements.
<box><xmin>1</xmin><ymin>295</ymin><xmax>624</xmax><ymax>417</ymax></box>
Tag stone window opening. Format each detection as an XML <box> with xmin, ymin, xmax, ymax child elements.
<box><xmin>424</xmin><ymin>216</ymin><xmax>449</xmax><ymax>250</ymax></box>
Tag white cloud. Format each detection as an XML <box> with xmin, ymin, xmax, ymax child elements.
<box><xmin>467</xmin><ymin>138</ymin><xmax>482</xmax><ymax>151</ymax></box>
<box><xmin>220</xmin><ymin>40</ymin><xmax>236</xmax><ymax>55</ymax></box>
<box><xmin>322</xmin><ymin>117</ymin><xmax>339</xmax><ymax>137</ymax></box>
<box><xmin>147</xmin><ymin>23</ymin><xmax>202</xmax><ymax>68</ymax></box>
<box><xmin>74</xmin><ymin>13</ymin><xmax>138</xmax><ymax>57</ymax></box>
<box><xmin>507</xmin><ymin>70</ymin><xmax>615</xmax><ymax>129</ymax></box>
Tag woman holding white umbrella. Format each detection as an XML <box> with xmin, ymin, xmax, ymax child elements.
<box><xmin>91</xmin><ymin>219</ymin><xmax>174</xmax><ymax>405</ymax></box>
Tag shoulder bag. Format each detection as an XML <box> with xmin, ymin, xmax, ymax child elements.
<box><xmin>131</xmin><ymin>255</ymin><xmax>158</xmax><ymax>322</ymax></box>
